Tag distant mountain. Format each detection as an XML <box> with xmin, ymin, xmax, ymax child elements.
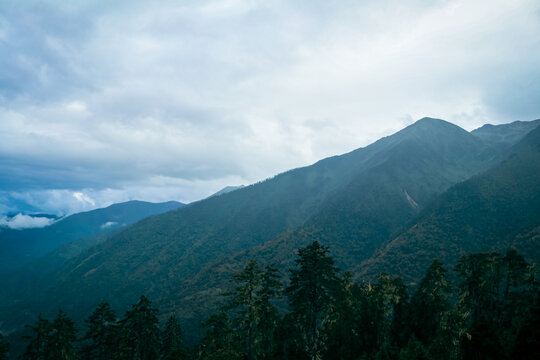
<box><xmin>357</xmin><ymin>122</ymin><xmax>540</xmax><ymax>282</ymax></box>
<box><xmin>208</xmin><ymin>185</ymin><xmax>245</xmax><ymax>198</ymax></box>
<box><xmin>471</xmin><ymin>119</ymin><xmax>540</xmax><ymax>147</ymax></box>
<box><xmin>0</xmin><ymin>118</ymin><xmax>510</xmax><ymax>347</ymax></box>
<box><xmin>0</xmin><ymin>200</ymin><xmax>184</xmax><ymax>272</ymax></box>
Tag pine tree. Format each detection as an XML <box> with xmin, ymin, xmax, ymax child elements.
<box><xmin>285</xmin><ymin>241</ymin><xmax>339</xmax><ymax>360</ymax></box>
<box><xmin>410</xmin><ymin>259</ymin><xmax>452</xmax><ymax>349</ymax></box>
<box><xmin>324</xmin><ymin>271</ymin><xmax>363</xmax><ymax>360</ymax></box>
<box><xmin>372</xmin><ymin>273</ymin><xmax>408</xmax><ymax>353</ymax></box>
<box><xmin>47</xmin><ymin>310</ymin><xmax>79</xmax><ymax>360</ymax></box>
<box><xmin>511</xmin><ymin>289</ymin><xmax>540</xmax><ymax>359</ymax></box>
<box><xmin>196</xmin><ymin>312</ymin><xmax>242</xmax><ymax>360</ymax></box>
<box><xmin>82</xmin><ymin>301</ymin><xmax>118</xmax><ymax>360</ymax></box>
<box><xmin>0</xmin><ymin>332</ymin><xmax>9</xmax><ymax>360</ymax></box>
<box><xmin>23</xmin><ymin>311</ymin><xmax>78</xmax><ymax>360</ymax></box>
<box><xmin>161</xmin><ymin>315</ymin><xmax>186</xmax><ymax>360</ymax></box>
<box><xmin>23</xmin><ymin>315</ymin><xmax>52</xmax><ymax>360</ymax></box>
<box><xmin>121</xmin><ymin>295</ymin><xmax>160</xmax><ymax>360</ymax></box>
<box><xmin>499</xmin><ymin>249</ymin><xmax>538</xmax><ymax>354</ymax></box>
<box><xmin>255</xmin><ymin>264</ymin><xmax>281</xmax><ymax>360</ymax></box>
<box><xmin>399</xmin><ymin>336</ymin><xmax>429</xmax><ymax>360</ymax></box>
<box><xmin>224</xmin><ymin>259</ymin><xmax>262</xmax><ymax>360</ymax></box>
<box><xmin>456</xmin><ymin>252</ymin><xmax>504</xmax><ymax>360</ymax></box>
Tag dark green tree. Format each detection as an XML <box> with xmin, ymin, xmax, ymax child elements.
<box><xmin>0</xmin><ymin>332</ymin><xmax>9</xmax><ymax>360</ymax></box>
<box><xmin>121</xmin><ymin>295</ymin><xmax>160</xmax><ymax>360</ymax></box>
<box><xmin>511</xmin><ymin>289</ymin><xmax>540</xmax><ymax>359</ymax></box>
<box><xmin>196</xmin><ymin>312</ymin><xmax>241</xmax><ymax>360</ymax></box>
<box><xmin>161</xmin><ymin>315</ymin><xmax>186</xmax><ymax>360</ymax></box>
<box><xmin>47</xmin><ymin>310</ymin><xmax>79</xmax><ymax>360</ymax></box>
<box><xmin>399</xmin><ymin>336</ymin><xmax>429</xmax><ymax>360</ymax></box>
<box><xmin>324</xmin><ymin>272</ymin><xmax>363</xmax><ymax>360</ymax></box>
<box><xmin>410</xmin><ymin>259</ymin><xmax>451</xmax><ymax>344</ymax></box>
<box><xmin>255</xmin><ymin>264</ymin><xmax>281</xmax><ymax>360</ymax></box>
<box><xmin>285</xmin><ymin>241</ymin><xmax>339</xmax><ymax>360</ymax></box>
<box><xmin>499</xmin><ymin>249</ymin><xmax>538</xmax><ymax>353</ymax></box>
<box><xmin>224</xmin><ymin>259</ymin><xmax>262</xmax><ymax>360</ymax></box>
<box><xmin>82</xmin><ymin>301</ymin><xmax>118</xmax><ymax>360</ymax></box>
<box><xmin>455</xmin><ymin>252</ymin><xmax>503</xmax><ymax>324</ymax></box>
<box><xmin>455</xmin><ymin>250</ymin><xmax>538</xmax><ymax>359</ymax></box>
<box><xmin>455</xmin><ymin>252</ymin><xmax>504</xmax><ymax>359</ymax></box>
<box><xmin>372</xmin><ymin>273</ymin><xmax>407</xmax><ymax>355</ymax></box>
<box><xmin>23</xmin><ymin>315</ymin><xmax>52</xmax><ymax>360</ymax></box>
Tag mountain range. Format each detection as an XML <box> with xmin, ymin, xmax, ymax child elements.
<box><xmin>1</xmin><ymin>117</ymin><xmax>539</xmax><ymax>353</ymax></box>
<box><xmin>0</xmin><ymin>200</ymin><xmax>184</xmax><ymax>273</ymax></box>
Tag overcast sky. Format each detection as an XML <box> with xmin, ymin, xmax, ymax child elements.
<box><xmin>1</xmin><ymin>0</ymin><xmax>539</xmax><ymax>216</ymax></box>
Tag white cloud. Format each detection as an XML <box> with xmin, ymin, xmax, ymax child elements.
<box><xmin>73</xmin><ymin>192</ymin><xmax>95</xmax><ymax>206</ymax></box>
<box><xmin>0</xmin><ymin>0</ymin><xmax>539</xmax><ymax>213</ymax></box>
<box><xmin>100</xmin><ymin>221</ymin><xmax>118</xmax><ymax>229</ymax></box>
<box><xmin>0</xmin><ymin>214</ymin><xmax>57</xmax><ymax>230</ymax></box>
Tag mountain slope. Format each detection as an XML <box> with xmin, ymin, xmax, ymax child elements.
<box><xmin>0</xmin><ymin>200</ymin><xmax>184</xmax><ymax>272</ymax></box>
<box><xmin>471</xmin><ymin>119</ymin><xmax>540</xmax><ymax>147</ymax></box>
<box><xmin>0</xmin><ymin>118</ymin><xmax>509</xmax><ymax>348</ymax></box>
<box><xmin>357</xmin><ymin>123</ymin><xmax>540</xmax><ymax>282</ymax></box>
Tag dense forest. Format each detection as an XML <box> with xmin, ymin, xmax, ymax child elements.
<box><xmin>3</xmin><ymin>241</ymin><xmax>538</xmax><ymax>360</ymax></box>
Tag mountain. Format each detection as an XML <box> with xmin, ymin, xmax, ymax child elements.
<box><xmin>0</xmin><ymin>118</ymin><xmax>511</xmax><ymax>349</ymax></box>
<box><xmin>357</xmin><ymin>122</ymin><xmax>540</xmax><ymax>282</ymax></box>
<box><xmin>0</xmin><ymin>200</ymin><xmax>184</xmax><ymax>272</ymax></box>
<box><xmin>471</xmin><ymin>119</ymin><xmax>540</xmax><ymax>147</ymax></box>
<box><xmin>208</xmin><ymin>185</ymin><xmax>245</xmax><ymax>198</ymax></box>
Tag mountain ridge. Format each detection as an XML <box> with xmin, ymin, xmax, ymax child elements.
<box><xmin>0</xmin><ymin>200</ymin><xmax>185</xmax><ymax>273</ymax></box>
<box><xmin>2</xmin><ymin>117</ymin><xmax>539</xmax><ymax>351</ymax></box>
<box><xmin>0</xmin><ymin>117</ymin><xmax>510</xmax><ymax>344</ymax></box>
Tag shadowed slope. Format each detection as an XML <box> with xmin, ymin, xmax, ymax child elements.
<box><xmin>357</xmin><ymin>123</ymin><xmax>540</xmax><ymax>282</ymax></box>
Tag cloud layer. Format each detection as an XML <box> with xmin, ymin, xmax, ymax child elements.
<box><xmin>0</xmin><ymin>214</ymin><xmax>57</xmax><ymax>230</ymax></box>
<box><xmin>1</xmin><ymin>0</ymin><xmax>539</xmax><ymax>214</ymax></box>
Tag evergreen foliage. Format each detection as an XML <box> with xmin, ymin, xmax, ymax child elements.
<box><xmin>120</xmin><ymin>295</ymin><xmax>160</xmax><ymax>360</ymax></box>
<box><xmin>47</xmin><ymin>310</ymin><xmax>79</xmax><ymax>360</ymax></box>
<box><xmin>0</xmin><ymin>333</ymin><xmax>9</xmax><ymax>360</ymax></box>
<box><xmin>81</xmin><ymin>301</ymin><xmax>118</xmax><ymax>360</ymax></box>
<box><xmin>23</xmin><ymin>315</ymin><xmax>52</xmax><ymax>360</ymax></box>
<box><xmin>161</xmin><ymin>315</ymin><xmax>186</xmax><ymax>360</ymax></box>
<box><xmin>22</xmin><ymin>311</ymin><xmax>78</xmax><ymax>360</ymax></box>
<box><xmin>285</xmin><ymin>241</ymin><xmax>339</xmax><ymax>360</ymax></box>
<box><xmin>18</xmin><ymin>244</ymin><xmax>540</xmax><ymax>360</ymax></box>
<box><xmin>255</xmin><ymin>265</ymin><xmax>281</xmax><ymax>360</ymax></box>
<box><xmin>409</xmin><ymin>259</ymin><xmax>452</xmax><ymax>352</ymax></box>
<box><xmin>196</xmin><ymin>312</ymin><xmax>241</xmax><ymax>360</ymax></box>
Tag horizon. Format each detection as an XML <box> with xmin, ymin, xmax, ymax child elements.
<box><xmin>1</xmin><ymin>115</ymin><xmax>537</xmax><ymax>228</ymax></box>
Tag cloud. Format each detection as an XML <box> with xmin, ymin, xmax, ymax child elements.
<box><xmin>0</xmin><ymin>0</ymin><xmax>539</xmax><ymax>213</ymax></box>
<box><xmin>73</xmin><ymin>192</ymin><xmax>95</xmax><ymax>206</ymax></box>
<box><xmin>0</xmin><ymin>213</ymin><xmax>57</xmax><ymax>230</ymax></box>
<box><xmin>100</xmin><ymin>221</ymin><xmax>118</xmax><ymax>230</ymax></box>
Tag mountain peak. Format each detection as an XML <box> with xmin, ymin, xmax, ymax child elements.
<box><xmin>393</xmin><ymin>117</ymin><xmax>471</xmax><ymax>142</ymax></box>
<box><xmin>412</xmin><ymin>117</ymin><xmax>461</xmax><ymax>129</ymax></box>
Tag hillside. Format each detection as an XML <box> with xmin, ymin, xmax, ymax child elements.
<box><xmin>0</xmin><ymin>118</ymin><xmax>509</xmax><ymax>347</ymax></box>
<box><xmin>471</xmin><ymin>119</ymin><xmax>540</xmax><ymax>147</ymax></box>
<box><xmin>152</xmin><ymin>118</ymin><xmax>540</xmax><ymax>342</ymax></box>
<box><xmin>356</xmin><ymin>123</ymin><xmax>540</xmax><ymax>282</ymax></box>
<box><xmin>0</xmin><ymin>200</ymin><xmax>184</xmax><ymax>272</ymax></box>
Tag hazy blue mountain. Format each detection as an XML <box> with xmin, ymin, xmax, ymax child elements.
<box><xmin>471</xmin><ymin>119</ymin><xmax>540</xmax><ymax>147</ymax></box>
<box><xmin>208</xmin><ymin>185</ymin><xmax>245</xmax><ymax>198</ymax></box>
<box><xmin>0</xmin><ymin>118</ymin><xmax>510</xmax><ymax>347</ymax></box>
<box><xmin>0</xmin><ymin>200</ymin><xmax>184</xmax><ymax>272</ymax></box>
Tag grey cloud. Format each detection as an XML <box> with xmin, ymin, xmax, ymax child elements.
<box><xmin>1</xmin><ymin>0</ymin><xmax>539</xmax><ymax>213</ymax></box>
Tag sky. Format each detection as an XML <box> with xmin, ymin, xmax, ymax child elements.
<box><xmin>1</xmin><ymin>0</ymin><xmax>539</xmax><ymax>217</ymax></box>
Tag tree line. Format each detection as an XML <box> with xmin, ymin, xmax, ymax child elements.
<box><xmin>4</xmin><ymin>241</ymin><xmax>539</xmax><ymax>360</ymax></box>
